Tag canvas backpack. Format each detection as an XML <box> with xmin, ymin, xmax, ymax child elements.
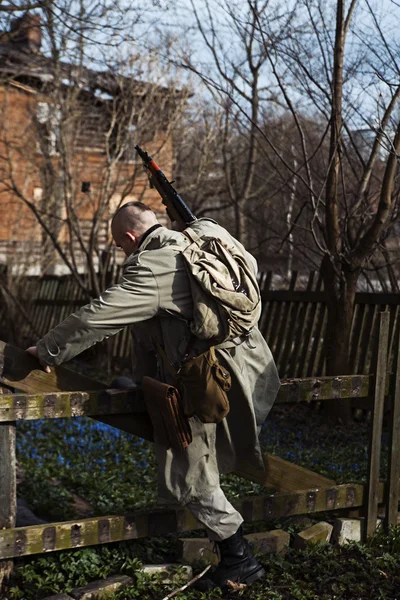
<box><xmin>181</xmin><ymin>226</ymin><xmax>261</xmax><ymax>344</ymax></box>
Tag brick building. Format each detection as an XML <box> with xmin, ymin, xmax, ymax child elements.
<box><xmin>0</xmin><ymin>13</ymin><xmax>174</xmax><ymax>275</ymax></box>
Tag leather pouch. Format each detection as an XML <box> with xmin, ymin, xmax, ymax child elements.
<box><xmin>178</xmin><ymin>346</ymin><xmax>231</xmax><ymax>423</ymax></box>
<box><xmin>142</xmin><ymin>375</ymin><xmax>192</xmax><ymax>452</ymax></box>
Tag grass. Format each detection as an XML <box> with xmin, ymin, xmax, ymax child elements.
<box><xmin>6</xmin><ymin>527</ymin><xmax>400</xmax><ymax>599</ymax></box>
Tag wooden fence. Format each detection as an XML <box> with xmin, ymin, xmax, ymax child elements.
<box><xmin>2</xmin><ymin>270</ymin><xmax>400</xmax><ymax>377</ymax></box>
<box><xmin>259</xmin><ymin>272</ymin><xmax>400</xmax><ymax>378</ymax></box>
<box><xmin>0</xmin><ymin>311</ymin><xmax>400</xmax><ymax>571</ymax></box>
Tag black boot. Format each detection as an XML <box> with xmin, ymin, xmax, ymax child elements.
<box><xmin>195</xmin><ymin>527</ymin><xmax>265</xmax><ymax>592</ymax></box>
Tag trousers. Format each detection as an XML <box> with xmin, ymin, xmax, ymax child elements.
<box><xmin>187</xmin><ymin>488</ymin><xmax>243</xmax><ymax>540</ymax></box>
<box><xmin>112</xmin><ymin>377</ymin><xmax>244</xmax><ymax>541</ymax></box>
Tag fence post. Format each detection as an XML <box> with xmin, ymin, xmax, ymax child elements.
<box><xmin>385</xmin><ymin>323</ymin><xmax>400</xmax><ymax>529</ymax></box>
<box><xmin>365</xmin><ymin>311</ymin><xmax>390</xmax><ymax>537</ymax></box>
<box><xmin>0</xmin><ymin>386</ymin><xmax>16</xmax><ymax>588</ymax></box>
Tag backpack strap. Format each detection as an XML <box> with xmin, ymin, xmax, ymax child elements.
<box><xmin>153</xmin><ymin>336</ymin><xmax>200</xmax><ymax>378</ymax></box>
<box><xmin>182</xmin><ymin>227</ymin><xmax>201</xmax><ymax>245</ymax></box>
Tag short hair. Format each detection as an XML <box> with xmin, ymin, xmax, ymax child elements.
<box><xmin>112</xmin><ymin>201</ymin><xmax>154</xmax><ymax>222</ymax></box>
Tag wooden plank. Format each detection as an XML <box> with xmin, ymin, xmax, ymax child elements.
<box><xmin>262</xmin><ymin>300</ymin><xmax>277</xmax><ymax>342</ymax></box>
<box><xmin>277</xmin><ymin>298</ymin><xmax>302</xmax><ymax>378</ymax></box>
<box><xmin>0</xmin><ymin>389</ymin><xmax>137</xmax><ymax>421</ymax></box>
<box><xmin>364</xmin><ymin>304</ymin><xmax>381</xmax><ymax>375</ymax></box>
<box><xmin>0</xmin><ymin>484</ymin><xmax>382</xmax><ymax>560</ymax></box>
<box><xmin>348</xmin><ymin>303</ymin><xmax>363</xmax><ymax>374</ymax></box>
<box><xmin>306</xmin><ymin>302</ymin><xmax>327</xmax><ymax>377</ymax></box>
<box><xmin>358</xmin><ymin>304</ymin><xmax>375</xmax><ymax>375</ymax></box>
<box><xmin>36</xmin><ymin>278</ymin><xmax>55</xmax><ymax>336</ymax></box>
<box><xmin>0</xmin><ymin>387</ymin><xmax>16</xmax><ymax>585</ymax></box>
<box><xmin>351</xmin><ymin>303</ymin><xmax>368</xmax><ymax>374</ymax></box>
<box><xmin>270</xmin><ymin>272</ymin><xmax>298</xmax><ymax>360</ymax></box>
<box><xmin>261</xmin><ymin>291</ymin><xmax>400</xmax><ymax>306</ymax></box>
<box><xmin>385</xmin><ymin>324</ymin><xmax>400</xmax><ymax>529</ymax></box>
<box><xmin>0</xmin><ymin>374</ymin><xmax>378</xmax><ymax>423</ymax></box>
<box><xmin>286</xmin><ymin>273</ymin><xmax>315</xmax><ymax>377</ymax></box>
<box><xmin>268</xmin><ymin>301</ymin><xmax>286</xmax><ymax>357</ymax></box>
<box><xmin>366</xmin><ymin>311</ymin><xmax>390</xmax><ymax>537</ymax></box>
<box><xmin>26</xmin><ymin>277</ymin><xmax>42</xmax><ymax>338</ymax></box>
<box><xmin>0</xmin><ymin>341</ymin><xmax>153</xmax><ymax>440</ymax></box>
<box><xmin>234</xmin><ymin>453</ymin><xmax>336</xmax><ymax>492</ymax></box>
<box><xmin>277</xmin><ymin>375</ymin><xmax>374</xmax><ymax>403</ymax></box>
<box><xmin>297</xmin><ymin>273</ymin><xmax>323</xmax><ymax>378</ymax></box>
<box><xmin>387</xmin><ymin>305</ymin><xmax>400</xmax><ymax>376</ymax></box>
<box><xmin>0</xmin><ymin>340</ymin><xmax>106</xmax><ymax>394</ymax></box>
<box><xmin>258</xmin><ymin>272</ymin><xmax>272</xmax><ymax>338</ymax></box>
<box><xmin>315</xmin><ymin>306</ymin><xmax>329</xmax><ymax>376</ymax></box>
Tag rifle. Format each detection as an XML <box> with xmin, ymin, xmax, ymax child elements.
<box><xmin>135</xmin><ymin>145</ymin><xmax>197</xmax><ymax>229</ymax></box>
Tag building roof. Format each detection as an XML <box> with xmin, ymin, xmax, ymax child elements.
<box><xmin>0</xmin><ymin>12</ymin><xmax>173</xmax><ymax>100</ymax></box>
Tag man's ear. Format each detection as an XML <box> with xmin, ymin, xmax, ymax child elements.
<box><xmin>125</xmin><ymin>231</ymin><xmax>136</xmax><ymax>244</ymax></box>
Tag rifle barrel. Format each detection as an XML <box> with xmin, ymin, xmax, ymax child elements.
<box><xmin>135</xmin><ymin>145</ymin><xmax>196</xmax><ymax>226</ymax></box>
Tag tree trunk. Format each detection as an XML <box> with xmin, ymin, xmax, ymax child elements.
<box><xmin>321</xmin><ymin>255</ymin><xmax>359</xmax><ymax>421</ymax></box>
<box><xmin>234</xmin><ymin>200</ymin><xmax>245</xmax><ymax>244</ymax></box>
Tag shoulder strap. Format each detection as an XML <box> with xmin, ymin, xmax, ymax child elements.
<box><xmin>183</xmin><ymin>227</ymin><xmax>201</xmax><ymax>245</ymax></box>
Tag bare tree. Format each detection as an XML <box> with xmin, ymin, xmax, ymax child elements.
<box><xmin>175</xmin><ymin>0</ymin><xmax>300</xmax><ymax>243</ymax></box>
<box><xmin>260</xmin><ymin>0</ymin><xmax>400</xmax><ymax>378</ymax></box>
<box><xmin>178</xmin><ymin>0</ymin><xmax>400</xmax><ymax>385</ymax></box>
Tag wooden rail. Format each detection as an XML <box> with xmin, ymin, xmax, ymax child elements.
<box><xmin>0</xmin><ymin>483</ymin><xmax>386</xmax><ymax>560</ymax></box>
<box><xmin>0</xmin><ymin>375</ymin><xmax>377</xmax><ymax>422</ymax></box>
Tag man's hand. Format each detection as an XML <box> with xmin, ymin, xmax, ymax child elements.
<box><xmin>26</xmin><ymin>346</ymin><xmax>51</xmax><ymax>373</ymax></box>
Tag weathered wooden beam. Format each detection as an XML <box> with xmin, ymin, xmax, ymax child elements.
<box><xmin>237</xmin><ymin>483</ymin><xmax>384</xmax><ymax>524</ymax></box>
<box><xmin>234</xmin><ymin>453</ymin><xmax>335</xmax><ymax>492</ymax></box>
<box><xmin>0</xmin><ymin>389</ymin><xmax>136</xmax><ymax>422</ymax></box>
<box><xmin>0</xmin><ymin>340</ymin><xmax>105</xmax><ymax>394</ymax></box>
<box><xmin>0</xmin><ymin>484</ymin><xmax>382</xmax><ymax>560</ymax></box>
<box><xmin>276</xmin><ymin>375</ymin><xmax>374</xmax><ymax>404</ymax></box>
<box><xmin>263</xmin><ymin>454</ymin><xmax>335</xmax><ymax>491</ymax></box>
<box><xmin>0</xmin><ymin>341</ymin><xmax>153</xmax><ymax>440</ymax></box>
<box><xmin>366</xmin><ymin>311</ymin><xmax>390</xmax><ymax>537</ymax></box>
<box><xmin>0</xmin><ymin>387</ymin><xmax>16</xmax><ymax>585</ymax></box>
<box><xmin>0</xmin><ymin>375</ymin><xmax>378</xmax><ymax>424</ymax></box>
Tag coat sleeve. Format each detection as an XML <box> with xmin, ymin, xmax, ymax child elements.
<box><xmin>36</xmin><ymin>264</ymin><xmax>159</xmax><ymax>366</ymax></box>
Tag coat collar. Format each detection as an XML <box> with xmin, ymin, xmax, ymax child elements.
<box><xmin>123</xmin><ymin>226</ymin><xmax>186</xmax><ymax>266</ymax></box>
<box><xmin>137</xmin><ymin>224</ymin><xmax>162</xmax><ymax>249</ymax></box>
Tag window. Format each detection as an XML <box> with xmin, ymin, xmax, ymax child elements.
<box><xmin>36</xmin><ymin>102</ymin><xmax>61</xmax><ymax>156</ymax></box>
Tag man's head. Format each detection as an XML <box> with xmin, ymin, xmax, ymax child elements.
<box><xmin>111</xmin><ymin>201</ymin><xmax>159</xmax><ymax>256</ymax></box>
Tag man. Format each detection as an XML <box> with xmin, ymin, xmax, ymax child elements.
<box><xmin>27</xmin><ymin>202</ymin><xmax>280</xmax><ymax>591</ymax></box>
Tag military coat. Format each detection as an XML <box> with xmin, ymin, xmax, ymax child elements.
<box><xmin>37</xmin><ymin>219</ymin><xmax>280</xmax><ymax>505</ymax></box>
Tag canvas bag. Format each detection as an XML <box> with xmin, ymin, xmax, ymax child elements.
<box><xmin>181</xmin><ymin>227</ymin><xmax>261</xmax><ymax>344</ymax></box>
<box><xmin>156</xmin><ymin>341</ymin><xmax>231</xmax><ymax>424</ymax></box>
<box><xmin>177</xmin><ymin>345</ymin><xmax>231</xmax><ymax>423</ymax></box>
